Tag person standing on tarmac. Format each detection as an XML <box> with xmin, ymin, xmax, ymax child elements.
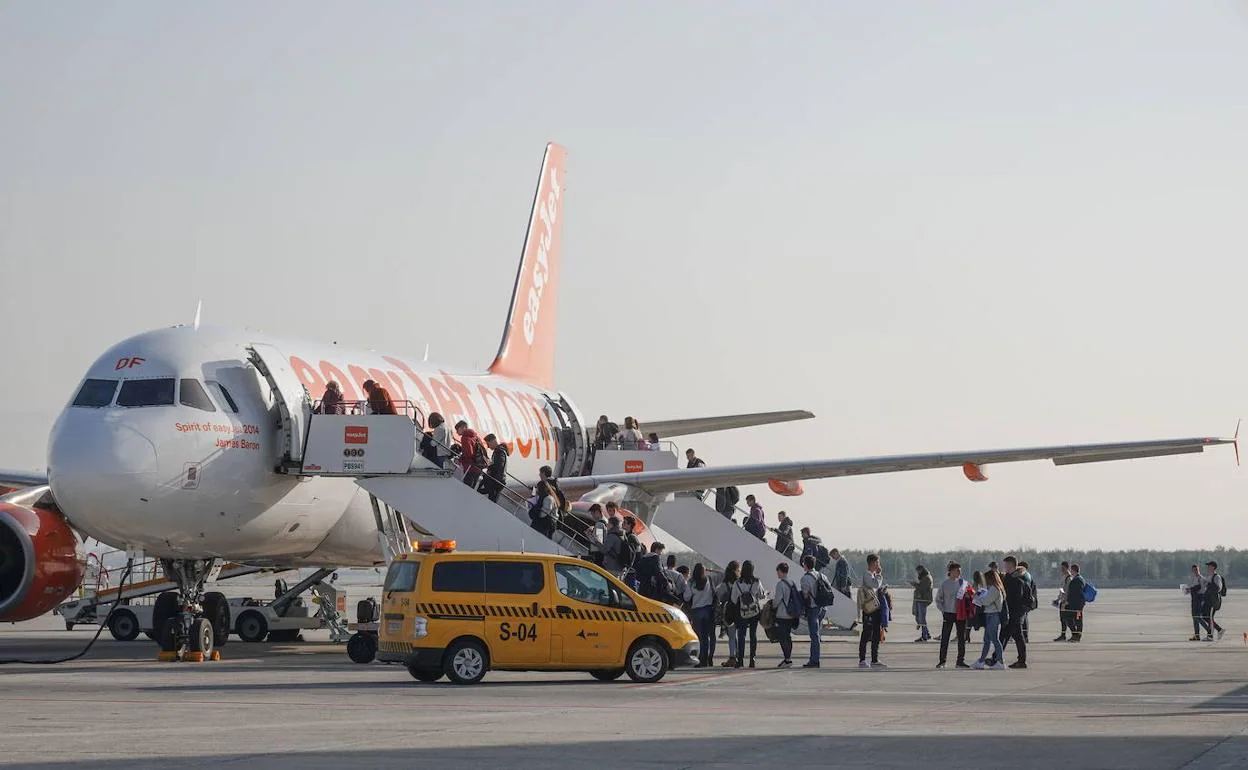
<box><xmin>1184</xmin><ymin>564</ymin><xmax>1208</xmax><ymax>641</ymax></box>
<box><xmin>910</xmin><ymin>565</ymin><xmax>933</xmax><ymax>643</ymax></box>
<box><xmin>800</xmin><ymin>555</ymin><xmax>823</xmax><ymax>669</ymax></box>
<box><xmin>1064</xmin><ymin>564</ymin><xmax>1087</xmax><ymax>643</ymax></box>
<box><xmin>1203</xmin><ymin>561</ymin><xmax>1226</xmax><ymax>641</ymax></box>
<box><xmin>730</xmin><ymin>560</ymin><xmax>766</xmax><ymax>668</ymax></box>
<box><xmin>935</xmin><ymin>562</ymin><xmax>969</xmax><ymax>669</ymax></box>
<box><xmin>685</xmin><ymin>563</ymin><xmax>717</xmax><ymax>667</ymax></box>
<box><xmin>857</xmin><ymin>554</ymin><xmax>887</xmax><ymax>669</ymax></box>
<box><xmin>1055</xmin><ymin>561</ymin><xmax>1073</xmax><ymax>641</ymax></box>
<box><xmin>772</xmin><ymin>562</ymin><xmax>800</xmax><ymax>668</ymax></box>
<box><xmin>1000</xmin><ymin>555</ymin><xmax>1031</xmax><ymax>669</ymax></box>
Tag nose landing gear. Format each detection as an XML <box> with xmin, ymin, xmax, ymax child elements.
<box><xmin>154</xmin><ymin>558</ymin><xmax>227</xmax><ymax>663</ymax></box>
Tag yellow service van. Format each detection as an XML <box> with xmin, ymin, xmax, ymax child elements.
<box><xmin>377</xmin><ymin>541</ymin><xmax>699</xmax><ymax>684</ymax></box>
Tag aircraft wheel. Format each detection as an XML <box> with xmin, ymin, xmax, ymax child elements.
<box><xmin>189</xmin><ymin>617</ymin><xmax>214</xmax><ymax>657</ymax></box>
<box><xmin>236</xmin><ymin>610</ymin><xmax>269</xmax><ymax>643</ymax></box>
<box><xmin>347</xmin><ymin>632</ymin><xmax>377</xmax><ymax>664</ymax></box>
<box><xmin>158</xmin><ymin>617</ymin><xmax>182</xmax><ymax>653</ymax></box>
<box><xmin>107</xmin><ymin>608</ymin><xmax>140</xmax><ymax>641</ymax></box>
<box><xmin>151</xmin><ymin>591</ymin><xmax>179</xmax><ymax>645</ymax></box>
<box><xmin>203</xmin><ymin>592</ymin><xmax>230</xmax><ymax>648</ymax></box>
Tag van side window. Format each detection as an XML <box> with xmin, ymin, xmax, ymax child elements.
<box><xmin>383</xmin><ymin>561</ymin><xmax>420</xmax><ymax>593</ymax></box>
<box><xmin>555</xmin><ymin>563</ymin><xmax>615</xmax><ymax>607</ymax></box>
<box><xmin>485</xmin><ymin>562</ymin><xmax>544</xmax><ymax>595</ymax></box>
<box><xmin>431</xmin><ymin>561</ymin><xmax>485</xmax><ymax>593</ymax></box>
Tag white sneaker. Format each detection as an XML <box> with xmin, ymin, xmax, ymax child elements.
<box><xmin>991</xmin><ymin>662</ymin><xmax>1005</xmax><ymax>670</ymax></box>
<box><xmin>871</xmin><ymin>662</ymin><xmax>888</xmax><ymax>669</ymax></box>
<box><xmin>1217</xmin><ymin>628</ymin><xmax>1225</xmax><ymax>640</ymax></box>
<box><xmin>971</xmin><ymin>661</ymin><xmax>986</xmax><ymax>670</ymax></box>
<box><xmin>858</xmin><ymin>661</ymin><xmax>869</xmax><ymax>668</ymax></box>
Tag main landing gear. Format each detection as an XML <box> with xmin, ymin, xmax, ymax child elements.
<box><xmin>153</xmin><ymin>558</ymin><xmax>229</xmax><ymax>663</ymax></box>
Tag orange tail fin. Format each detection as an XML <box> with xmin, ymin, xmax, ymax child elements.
<box><xmin>488</xmin><ymin>143</ymin><xmax>566</xmax><ymax>390</ymax></box>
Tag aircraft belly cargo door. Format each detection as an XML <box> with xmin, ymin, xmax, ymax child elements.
<box><xmin>246</xmin><ymin>343</ymin><xmax>312</xmax><ymax>471</ymax></box>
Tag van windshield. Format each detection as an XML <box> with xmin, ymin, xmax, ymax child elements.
<box><xmin>383</xmin><ymin>561</ymin><xmax>420</xmax><ymax>594</ymax></box>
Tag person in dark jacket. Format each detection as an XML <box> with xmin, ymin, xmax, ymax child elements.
<box><xmin>999</xmin><ymin>555</ymin><xmax>1030</xmax><ymax>668</ymax></box>
<box><xmin>362</xmin><ymin>379</ymin><xmax>397</xmax><ymax>415</ymax></box>
<box><xmin>910</xmin><ymin>565</ymin><xmax>934</xmax><ymax>642</ymax></box>
<box><xmin>771</xmin><ymin>512</ymin><xmax>796</xmax><ymax>559</ymax></box>
<box><xmin>317</xmin><ymin>380</ymin><xmax>345</xmax><ymax>414</ymax></box>
<box><xmin>1064</xmin><ymin>563</ymin><xmax>1087</xmax><ymax>642</ymax></box>
<box><xmin>480</xmin><ymin>434</ymin><xmax>508</xmax><ymax>503</ymax></box>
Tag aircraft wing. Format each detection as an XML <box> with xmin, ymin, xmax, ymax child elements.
<box><xmin>0</xmin><ymin>469</ymin><xmax>49</xmax><ymax>491</ymax></box>
<box><xmin>564</xmin><ymin>435</ymin><xmax>1235</xmax><ymax>496</ymax></box>
<box><xmin>638</xmin><ymin>410</ymin><xmax>814</xmax><ymax>439</ymax></box>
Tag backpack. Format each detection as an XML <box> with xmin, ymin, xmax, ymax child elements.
<box><xmin>473</xmin><ymin>441</ymin><xmax>488</xmax><ymax>469</ymax></box>
<box><xmin>813</xmin><ymin>573</ymin><xmax>838</xmax><ymax>608</ymax></box>
<box><xmin>1082</xmin><ymin>581</ymin><xmax>1098</xmax><ymax>603</ymax></box>
<box><xmin>736</xmin><ymin>581</ymin><xmax>760</xmax><ymax>620</ymax></box>
<box><xmin>616</xmin><ymin>535</ymin><xmax>638</xmax><ymax>570</ymax></box>
<box><xmin>1020</xmin><ymin>577</ymin><xmax>1038</xmax><ymax>612</ymax></box>
<box><xmin>419</xmin><ymin>432</ymin><xmax>437</xmax><ymax>461</ymax></box>
<box><xmin>1218</xmin><ymin>575</ymin><xmax>1228</xmax><ymax>597</ymax></box>
<box><xmin>814</xmin><ymin>544</ymin><xmax>831</xmax><ymax>570</ymax></box>
<box><xmin>782</xmin><ymin>579</ymin><xmax>802</xmax><ymax>619</ymax></box>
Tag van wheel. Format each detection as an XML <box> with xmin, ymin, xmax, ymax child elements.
<box><xmin>236</xmin><ymin>610</ymin><xmax>269</xmax><ymax>642</ymax></box>
<box><xmin>590</xmin><ymin>668</ymin><xmax>625</xmax><ymax>682</ymax></box>
<box><xmin>625</xmin><ymin>639</ymin><xmax>669</xmax><ymax>683</ymax></box>
<box><xmin>442</xmin><ymin>639</ymin><xmax>488</xmax><ymax>685</ymax></box>
<box><xmin>408</xmin><ymin>664</ymin><xmax>443</xmax><ymax>683</ymax></box>
<box><xmin>107</xmin><ymin>608</ymin><xmax>140</xmax><ymax>641</ymax></box>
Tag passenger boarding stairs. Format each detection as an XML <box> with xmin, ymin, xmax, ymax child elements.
<box><xmin>295</xmin><ymin>405</ymin><xmax>598</xmax><ymax>563</ymax></box>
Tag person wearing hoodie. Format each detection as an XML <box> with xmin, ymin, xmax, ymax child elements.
<box><xmin>601</xmin><ymin>517</ymin><xmax>626</xmax><ymax>575</ymax></box>
<box><xmin>454</xmin><ymin>421</ymin><xmax>484</xmax><ymax>488</ymax></box>
<box><xmin>772</xmin><ymin>562</ymin><xmax>800</xmax><ymax>668</ymax></box>
<box><xmin>972</xmin><ymin>569</ymin><xmax>1007</xmax><ymax>670</ymax></box>
<box><xmin>1000</xmin><ymin>555</ymin><xmax>1031</xmax><ymax>669</ymax></box>
<box><xmin>684</xmin><ymin>563</ymin><xmax>717</xmax><ymax>667</ymax></box>
<box><xmin>935</xmin><ymin>561</ymin><xmax>970</xmax><ymax>669</ymax></box>
<box><xmin>480</xmin><ymin>434</ymin><xmax>509</xmax><ymax>503</ymax></box>
<box><xmin>771</xmin><ymin>512</ymin><xmax>796</xmax><ymax>559</ymax></box>
<box><xmin>910</xmin><ymin>565</ymin><xmax>934</xmax><ymax>642</ymax></box>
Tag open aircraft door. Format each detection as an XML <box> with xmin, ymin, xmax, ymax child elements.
<box><xmin>246</xmin><ymin>343</ymin><xmax>312</xmax><ymax>472</ymax></box>
<box><xmin>543</xmin><ymin>394</ymin><xmax>587</xmax><ymax>479</ymax></box>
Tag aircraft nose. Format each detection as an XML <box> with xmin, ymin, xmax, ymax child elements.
<box><xmin>48</xmin><ymin>415</ymin><xmax>159</xmax><ymax>533</ymax></box>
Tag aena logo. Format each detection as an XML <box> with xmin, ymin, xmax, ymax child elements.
<box><xmin>522</xmin><ymin>166</ymin><xmax>560</xmax><ymax>346</ymax></box>
<box><xmin>344</xmin><ymin>426</ymin><xmax>369</xmax><ymax>445</ymax></box>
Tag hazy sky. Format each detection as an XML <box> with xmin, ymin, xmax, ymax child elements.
<box><xmin>2</xmin><ymin>2</ymin><xmax>1246</xmax><ymax>551</ymax></box>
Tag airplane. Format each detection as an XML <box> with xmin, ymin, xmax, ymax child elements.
<box><xmin>0</xmin><ymin>142</ymin><xmax>1235</xmax><ymax>657</ymax></box>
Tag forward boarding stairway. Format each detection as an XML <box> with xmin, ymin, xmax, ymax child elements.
<box><xmin>295</xmin><ymin>409</ymin><xmax>596</xmax><ymax>560</ymax></box>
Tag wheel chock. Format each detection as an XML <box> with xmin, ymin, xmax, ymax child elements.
<box><xmin>157</xmin><ymin>651</ymin><xmax>179</xmax><ymax>662</ymax></box>
<box><xmin>210</xmin><ymin>650</ymin><xmax>222</xmax><ymax>661</ymax></box>
<box><xmin>184</xmin><ymin>651</ymin><xmax>205</xmax><ymax>663</ymax></box>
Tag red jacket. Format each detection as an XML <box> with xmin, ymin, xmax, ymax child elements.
<box><xmin>458</xmin><ymin>429</ymin><xmax>481</xmax><ymax>471</ymax></box>
<box><xmin>367</xmin><ymin>385</ymin><xmax>396</xmax><ymax>415</ymax></box>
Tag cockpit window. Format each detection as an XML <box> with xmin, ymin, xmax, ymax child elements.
<box><xmin>116</xmin><ymin>378</ymin><xmax>176</xmax><ymax>408</ymax></box>
<box><xmin>179</xmin><ymin>379</ymin><xmax>216</xmax><ymax>412</ymax></box>
<box><xmin>206</xmin><ymin>381</ymin><xmax>239</xmax><ymax>413</ymax></box>
<box><xmin>72</xmin><ymin>379</ymin><xmax>118</xmax><ymax>408</ymax></box>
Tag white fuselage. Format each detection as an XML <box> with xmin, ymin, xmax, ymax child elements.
<box><xmin>47</xmin><ymin>325</ymin><xmax>577</xmax><ymax>567</ymax></box>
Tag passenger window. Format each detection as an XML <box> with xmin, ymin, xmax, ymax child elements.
<box><xmin>179</xmin><ymin>379</ymin><xmax>216</xmax><ymax>412</ymax></box>
<box><xmin>431</xmin><ymin>561</ymin><xmax>485</xmax><ymax>593</ymax></box>
<box><xmin>72</xmin><ymin>379</ymin><xmax>118</xmax><ymax>408</ymax></box>
<box><xmin>485</xmin><ymin>561</ymin><xmax>544</xmax><ymax>595</ymax></box>
<box><xmin>116</xmin><ymin>378</ymin><xmax>176</xmax><ymax>407</ymax></box>
<box><xmin>383</xmin><ymin>561</ymin><xmax>420</xmax><ymax>594</ymax></box>
<box><xmin>555</xmin><ymin>563</ymin><xmax>615</xmax><ymax>607</ymax></box>
<box><xmin>206</xmin><ymin>381</ymin><xmax>240</xmax><ymax>413</ymax></box>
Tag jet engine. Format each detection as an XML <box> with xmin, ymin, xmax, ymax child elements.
<box><xmin>0</xmin><ymin>502</ymin><xmax>85</xmax><ymax>622</ymax></box>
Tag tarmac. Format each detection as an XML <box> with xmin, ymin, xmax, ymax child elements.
<box><xmin>0</xmin><ymin>588</ymin><xmax>1244</xmax><ymax>769</ymax></box>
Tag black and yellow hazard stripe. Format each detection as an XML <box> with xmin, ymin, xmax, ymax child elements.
<box><xmin>401</xmin><ymin>602</ymin><xmax>671</xmax><ymax>624</ymax></box>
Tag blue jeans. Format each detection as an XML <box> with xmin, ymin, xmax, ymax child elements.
<box><xmin>806</xmin><ymin>607</ymin><xmax>823</xmax><ymax>664</ymax></box>
<box><xmin>979</xmin><ymin>612</ymin><xmax>1004</xmax><ymax>663</ymax></box>
<box><xmin>914</xmin><ymin>601</ymin><xmax>931</xmax><ymax>639</ymax></box>
<box><xmin>692</xmin><ymin>606</ymin><xmax>716</xmax><ymax>664</ymax></box>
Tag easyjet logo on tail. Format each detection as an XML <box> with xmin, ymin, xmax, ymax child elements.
<box><xmin>344</xmin><ymin>426</ymin><xmax>369</xmax><ymax>445</ymax></box>
<box><xmin>523</xmin><ymin>164</ymin><xmax>560</xmax><ymax>346</ymax></box>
